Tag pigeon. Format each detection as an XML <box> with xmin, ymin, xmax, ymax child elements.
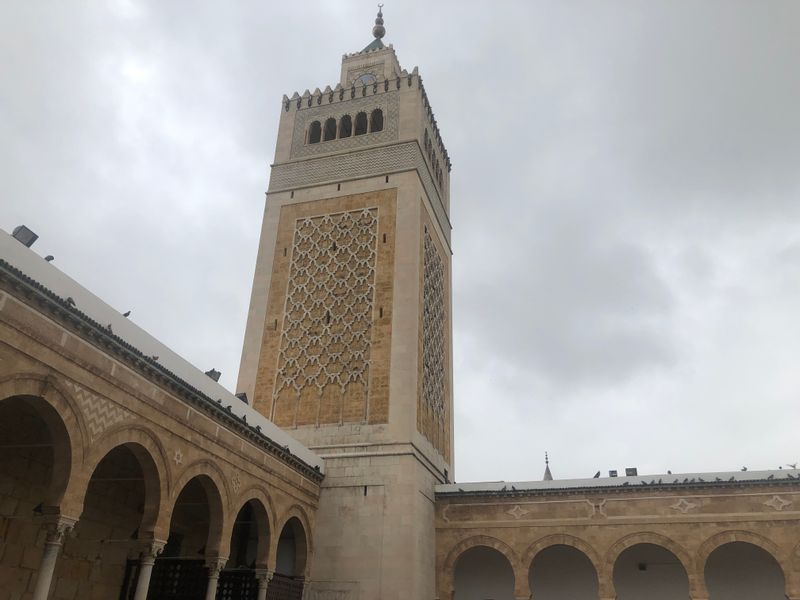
<box><xmin>44</xmin><ymin>255</ymin><xmax>54</xmax><ymax>262</ymax></box>
<box><xmin>593</xmin><ymin>471</ymin><xmax>601</xmax><ymax>478</ymax></box>
<box><xmin>767</xmin><ymin>474</ymin><xmax>774</xmax><ymax>480</ymax></box>
<box><xmin>151</xmin><ymin>355</ymin><xmax>159</xmax><ymax>361</ymax></box>
<box><xmin>123</xmin><ymin>310</ymin><xmax>131</xmax><ymax>317</ymax></box>
<box><xmin>66</xmin><ymin>297</ymin><xmax>76</xmax><ymax>306</ymax></box>
<box><xmin>106</xmin><ymin>324</ymin><xmax>113</xmax><ymax>333</ymax></box>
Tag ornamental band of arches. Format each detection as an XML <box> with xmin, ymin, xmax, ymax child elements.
<box><xmin>305</xmin><ymin>108</ymin><xmax>384</xmax><ymax>145</ymax></box>
<box><xmin>0</xmin><ymin>374</ymin><xmax>313</xmax><ymax>600</ymax></box>
<box><xmin>440</xmin><ymin>530</ymin><xmax>800</xmax><ymax>600</ymax></box>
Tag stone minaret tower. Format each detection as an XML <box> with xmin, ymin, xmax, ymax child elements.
<box><xmin>237</xmin><ymin>9</ymin><xmax>453</xmax><ymax>599</ymax></box>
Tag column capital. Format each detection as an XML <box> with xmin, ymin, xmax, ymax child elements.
<box><xmin>43</xmin><ymin>516</ymin><xmax>77</xmax><ymax>545</ymax></box>
<box><xmin>255</xmin><ymin>568</ymin><xmax>274</xmax><ymax>583</ymax></box>
<box><xmin>205</xmin><ymin>556</ymin><xmax>228</xmax><ymax>576</ymax></box>
<box><xmin>141</xmin><ymin>540</ymin><xmax>167</xmax><ymax>560</ymax></box>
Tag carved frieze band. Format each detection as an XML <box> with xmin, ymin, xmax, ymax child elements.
<box><xmin>268</xmin><ymin>141</ymin><xmax>451</xmax><ymax>246</ymax></box>
<box><xmin>439</xmin><ymin>492</ymin><xmax>800</xmax><ymax>524</ymax></box>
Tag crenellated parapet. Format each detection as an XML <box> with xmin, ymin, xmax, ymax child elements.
<box><xmin>281</xmin><ymin>66</ymin><xmax>451</xmax><ymax>175</ymax></box>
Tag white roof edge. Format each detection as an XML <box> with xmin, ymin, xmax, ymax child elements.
<box><xmin>436</xmin><ymin>468</ymin><xmax>800</xmax><ymax>494</ymax></box>
<box><xmin>0</xmin><ymin>230</ymin><xmax>324</xmax><ymax>473</ymax></box>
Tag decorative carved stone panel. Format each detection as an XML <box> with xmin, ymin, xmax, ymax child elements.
<box><xmin>273</xmin><ymin>209</ymin><xmax>379</xmax><ymax>406</ymax></box>
<box><xmin>419</xmin><ymin>225</ymin><xmax>449</xmax><ymax>460</ymax></box>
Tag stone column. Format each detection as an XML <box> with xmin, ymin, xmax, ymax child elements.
<box><xmin>255</xmin><ymin>568</ymin><xmax>273</xmax><ymax>600</ymax></box>
<box><xmin>31</xmin><ymin>517</ymin><xmax>76</xmax><ymax>600</ymax></box>
<box><xmin>132</xmin><ymin>540</ymin><xmax>166</xmax><ymax>600</ymax></box>
<box><xmin>204</xmin><ymin>556</ymin><xmax>227</xmax><ymax>600</ymax></box>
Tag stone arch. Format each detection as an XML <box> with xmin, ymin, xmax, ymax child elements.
<box><xmin>307</xmin><ymin>120</ymin><xmax>321</xmax><ymax>144</ymax></box>
<box><xmin>0</xmin><ymin>373</ymin><xmax>85</xmax><ymax>508</ymax></box>
<box><xmin>699</xmin><ymin>530</ymin><xmax>785</xmax><ymax>569</ymax></box>
<box><xmin>64</xmin><ymin>424</ymin><xmax>170</xmax><ymax>535</ymax></box>
<box><xmin>338</xmin><ymin>114</ymin><xmax>352</xmax><ymax>138</ymax></box>
<box><xmin>606</xmin><ymin>531</ymin><xmax>694</xmax><ymax>574</ymax></box>
<box><xmin>443</xmin><ymin>535</ymin><xmax>521</xmax><ymax>590</ymax></box>
<box><xmin>702</xmin><ymin>531</ymin><xmax>788</xmax><ymax>598</ymax></box>
<box><xmin>232</xmin><ymin>485</ymin><xmax>277</xmax><ymax>539</ymax></box>
<box><xmin>607</xmin><ymin>532</ymin><xmax>696</xmax><ymax>597</ymax></box>
<box><xmin>524</xmin><ymin>533</ymin><xmax>602</xmax><ymax>574</ymax></box>
<box><xmin>224</xmin><ymin>486</ymin><xmax>277</xmax><ymax>568</ymax></box>
<box><xmin>170</xmin><ymin>460</ymin><xmax>230</xmax><ymax>557</ymax></box>
<box><xmin>274</xmin><ymin>505</ymin><xmax>313</xmax><ymax>577</ymax></box>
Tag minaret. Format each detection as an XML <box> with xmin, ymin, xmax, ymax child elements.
<box><xmin>543</xmin><ymin>452</ymin><xmax>554</xmax><ymax>481</ymax></box>
<box><xmin>237</xmin><ymin>8</ymin><xmax>452</xmax><ymax>599</ymax></box>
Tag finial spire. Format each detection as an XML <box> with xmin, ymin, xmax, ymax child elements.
<box><xmin>373</xmin><ymin>4</ymin><xmax>385</xmax><ymax>39</ymax></box>
<box><xmin>543</xmin><ymin>452</ymin><xmax>553</xmax><ymax>481</ymax></box>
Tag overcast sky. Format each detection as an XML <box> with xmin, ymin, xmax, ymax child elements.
<box><xmin>3</xmin><ymin>1</ymin><xmax>800</xmax><ymax>482</ymax></box>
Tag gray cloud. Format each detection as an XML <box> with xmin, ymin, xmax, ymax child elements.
<box><xmin>3</xmin><ymin>1</ymin><xmax>799</xmax><ymax>483</ymax></box>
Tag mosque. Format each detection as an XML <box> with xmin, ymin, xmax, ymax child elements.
<box><xmin>1</xmin><ymin>9</ymin><xmax>799</xmax><ymax>600</ymax></box>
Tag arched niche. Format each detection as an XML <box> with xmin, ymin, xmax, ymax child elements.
<box><xmin>354</xmin><ymin>112</ymin><xmax>368</xmax><ymax>136</ymax></box>
<box><xmin>276</xmin><ymin>516</ymin><xmax>308</xmax><ymax>578</ymax></box>
<box><xmin>0</xmin><ymin>395</ymin><xmax>73</xmax><ymax>588</ymax></box>
<box><xmin>323</xmin><ymin>117</ymin><xmax>337</xmax><ymax>141</ymax></box>
<box><xmin>308</xmin><ymin>121</ymin><xmax>321</xmax><ymax>144</ymax></box>
<box><xmin>705</xmin><ymin>541</ymin><xmax>786</xmax><ymax>599</ymax></box>
<box><xmin>613</xmin><ymin>543</ymin><xmax>690</xmax><ymax>600</ymax></box>
<box><xmin>369</xmin><ymin>108</ymin><xmax>384</xmax><ymax>133</ymax></box>
<box><xmin>228</xmin><ymin>498</ymin><xmax>271</xmax><ymax>569</ymax></box>
<box><xmin>453</xmin><ymin>545</ymin><xmax>515</xmax><ymax>600</ymax></box>
<box><xmin>529</xmin><ymin>544</ymin><xmax>599</xmax><ymax>599</ymax></box>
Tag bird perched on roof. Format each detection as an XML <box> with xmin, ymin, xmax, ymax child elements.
<box><xmin>593</xmin><ymin>471</ymin><xmax>601</xmax><ymax>478</ymax></box>
<box><xmin>66</xmin><ymin>297</ymin><xmax>76</xmax><ymax>306</ymax></box>
<box><xmin>123</xmin><ymin>310</ymin><xmax>131</xmax><ymax>317</ymax></box>
<box><xmin>44</xmin><ymin>255</ymin><xmax>54</xmax><ymax>262</ymax></box>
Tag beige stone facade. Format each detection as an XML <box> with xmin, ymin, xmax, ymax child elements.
<box><xmin>435</xmin><ymin>479</ymin><xmax>800</xmax><ymax>599</ymax></box>
<box><xmin>0</xmin><ymin>238</ymin><xmax>320</xmax><ymax>599</ymax></box>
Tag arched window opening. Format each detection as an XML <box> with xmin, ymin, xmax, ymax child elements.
<box><xmin>705</xmin><ymin>542</ymin><xmax>785</xmax><ymax>599</ymax></box>
<box><xmin>308</xmin><ymin>121</ymin><xmax>321</xmax><ymax>144</ymax></box>
<box><xmin>370</xmin><ymin>108</ymin><xmax>384</xmax><ymax>133</ymax></box>
<box><xmin>613</xmin><ymin>543</ymin><xmax>689</xmax><ymax>600</ymax></box>
<box><xmin>453</xmin><ymin>546</ymin><xmax>515</xmax><ymax>600</ymax></box>
<box><xmin>354</xmin><ymin>112</ymin><xmax>368</xmax><ymax>136</ymax></box>
<box><xmin>323</xmin><ymin>117</ymin><xmax>337</xmax><ymax>141</ymax></box>
<box><xmin>529</xmin><ymin>544</ymin><xmax>599</xmax><ymax>599</ymax></box>
<box><xmin>339</xmin><ymin>114</ymin><xmax>352</xmax><ymax>138</ymax></box>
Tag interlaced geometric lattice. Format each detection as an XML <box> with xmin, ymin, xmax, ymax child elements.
<box><xmin>274</xmin><ymin>209</ymin><xmax>378</xmax><ymax>401</ymax></box>
<box><xmin>422</xmin><ymin>227</ymin><xmax>447</xmax><ymax>417</ymax></box>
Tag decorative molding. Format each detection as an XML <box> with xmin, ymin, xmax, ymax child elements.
<box><xmin>63</xmin><ymin>380</ymin><xmax>132</xmax><ymax>439</ymax></box>
<box><xmin>764</xmin><ymin>495</ymin><xmax>792</xmax><ymax>511</ymax></box>
<box><xmin>173</xmin><ymin>449</ymin><xmax>183</xmax><ymax>466</ymax></box>
<box><xmin>231</xmin><ymin>471</ymin><xmax>242</xmax><ymax>494</ymax></box>
<box><xmin>586</xmin><ymin>499</ymin><xmax>608</xmax><ymax>519</ymax></box>
<box><xmin>291</xmin><ymin>93</ymin><xmax>399</xmax><ymax>159</ymax></box>
<box><xmin>506</xmin><ymin>505</ymin><xmax>529</xmax><ymax>520</ymax></box>
<box><xmin>269</xmin><ymin>141</ymin><xmax>451</xmax><ymax>246</ymax></box>
<box><xmin>670</xmin><ymin>498</ymin><xmax>699</xmax><ymax>514</ymax></box>
<box><xmin>274</xmin><ymin>209</ymin><xmax>379</xmax><ymax>401</ymax></box>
